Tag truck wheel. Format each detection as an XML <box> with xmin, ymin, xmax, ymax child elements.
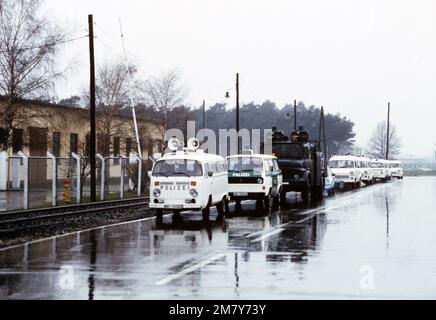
<box><xmin>202</xmin><ymin>197</ymin><xmax>212</xmax><ymax>220</ymax></box>
<box><xmin>264</xmin><ymin>193</ymin><xmax>273</xmax><ymax>209</ymax></box>
<box><xmin>216</xmin><ymin>199</ymin><xmax>224</xmax><ymax>215</ymax></box>
<box><xmin>156</xmin><ymin>209</ymin><xmax>163</xmax><ymax>225</ymax></box>
<box><xmin>202</xmin><ymin>206</ymin><xmax>210</xmax><ymax>220</ymax></box>
<box><xmin>272</xmin><ymin>193</ymin><xmax>279</xmax><ymax>209</ymax></box>
<box><xmin>224</xmin><ymin>198</ymin><xmax>230</xmax><ymax>215</ymax></box>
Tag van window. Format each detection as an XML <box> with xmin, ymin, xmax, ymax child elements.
<box><xmin>273</xmin><ymin>159</ymin><xmax>280</xmax><ymax>171</ymax></box>
<box><xmin>371</xmin><ymin>162</ymin><xmax>384</xmax><ymax>168</ymax></box>
<box><xmin>329</xmin><ymin>160</ymin><xmax>355</xmax><ymax>169</ymax></box>
<box><xmin>153</xmin><ymin>159</ymin><xmax>203</xmax><ymax>177</ymax></box>
<box><xmin>227</xmin><ymin>157</ymin><xmax>264</xmax><ymax>174</ymax></box>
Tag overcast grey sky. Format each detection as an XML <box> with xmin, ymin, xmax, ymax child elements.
<box><xmin>46</xmin><ymin>0</ymin><xmax>436</xmax><ymax>158</ymax></box>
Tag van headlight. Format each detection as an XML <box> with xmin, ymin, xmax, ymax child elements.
<box><xmin>257</xmin><ymin>178</ymin><xmax>264</xmax><ymax>184</ymax></box>
<box><xmin>350</xmin><ymin>171</ymin><xmax>355</xmax><ymax>176</ymax></box>
<box><xmin>153</xmin><ymin>189</ymin><xmax>161</xmax><ymax>198</ymax></box>
<box><xmin>190</xmin><ymin>189</ymin><xmax>198</xmax><ymax>198</ymax></box>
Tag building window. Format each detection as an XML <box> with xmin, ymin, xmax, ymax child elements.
<box><xmin>126</xmin><ymin>138</ymin><xmax>132</xmax><ymax>156</ymax></box>
<box><xmin>113</xmin><ymin>136</ymin><xmax>120</xmax><ymax>164</ymax></box>
<box><xmin>12</xmin><ymin>128</ymin><xmax>24</xmax><ymax>154</ymax></box>
<box><xmin>53</xmin><ymin>132</ymin><xmax>61</xmax><ymax>157</ymax></box>
<box><xmin>70</xmin><ymin>133</ymin><xmax>78</xmax><ymax>155</ymax></box>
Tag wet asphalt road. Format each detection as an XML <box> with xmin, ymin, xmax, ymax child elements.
<box><xmin>1</xmin><ymin>177</ymin><xmax>436</xmax><ymax>300</ymax></box>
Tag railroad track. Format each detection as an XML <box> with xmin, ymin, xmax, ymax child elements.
<box><xmin>0</xmin><ymin>197</ymin><xmax>150</xmax><ymax>234</ymax></box>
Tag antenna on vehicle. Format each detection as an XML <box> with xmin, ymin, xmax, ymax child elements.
<box><xmin>119</xmin><ymin>18</ymin><xmax>141</xmax><ymax>157</ymax></box>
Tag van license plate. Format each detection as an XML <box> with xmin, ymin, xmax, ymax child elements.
<box><xmin>234</xmin><ymin>192</ymin><xmax>248</xmax><ymax>196</ymax></box>
<box><xmin>165</xmin><ymin>205</ymin><xmax>183</xmax><ymax>209</ymax></box>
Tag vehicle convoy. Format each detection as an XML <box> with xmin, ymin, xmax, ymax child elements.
<box><xmin>389</xmin><ymin>160</ymin><xmax>404</xmax><ymax>179</ymax></box>
<box><xmin>358</xmin><ymin>156</ymin><xmax>374</xmax><ymax>185</ymax></box>
<box><xmin>272</xmin><ymin>126</ymin><xmax>324</xmax><ymax>204</ymax></box>
<box><xmin>371</xmin><ymin>159</ymin><xmax>390</xmax><ymax>182</ymax></box>
<box><xmin>148</xmin><ymin>138</ymin><xmax>229</xmax><ymax>220</ymax></box>
<box><xmin>227</xmin><ymin>151</ymin><xmax>283</xmax><ymax>211</ymax></box>
<box><xmin>328</xmin><ymin>155</ymin><xmax>362</xmax><ymax>189</ymax></box>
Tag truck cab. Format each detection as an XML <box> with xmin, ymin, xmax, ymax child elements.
<box><xmin>272</xmin><ymin>127</ymin><xmax>324</xmax><ymax>204</ymax></box>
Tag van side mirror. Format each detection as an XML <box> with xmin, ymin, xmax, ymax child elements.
<box><xmin>208</xmin><ymin>171</ymin><xmax>213</xmax><ymax>177</ymax></box>
<box><xmin>148</xmin><ymin>171</ymin><xmax>152</xmax><ymax>178</ymax></box>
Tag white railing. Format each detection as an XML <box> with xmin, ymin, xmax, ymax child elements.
<box><xmin>3</xmin><ymin>152</ymin><xmax>148</xmax><ymax>211</ymax></box>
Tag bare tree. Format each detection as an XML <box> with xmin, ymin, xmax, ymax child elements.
<box><xmin>0</xmin><ymin>0</ymin><xmax>67</xmax><ymax>151</ymax></box>
<box><xmin>83</xmin><ymin>61</ymin><xmax>136</xmax><ymax>157</ymax></box>
<box><xmin>366</xmin><ymin>121</ymin><xmax>402</xmax><ymax>159</ymax></box>
<box><xmin>142</xmin><ymin>69</ymin><xmax>187</xmax><ymax>139</ymax></box>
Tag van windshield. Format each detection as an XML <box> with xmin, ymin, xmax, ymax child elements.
<box><xmin>371</xmin><ymin>162</ymin><xmax>385</xmax><ymax>168</ymax></box>
<box><xmin>153</xmin><ymin>159</ymin><xmax>203</xmax><ymax>177</ymax></box>
<box><xmin>329</xmin><ymin>160</ymin><xmax>354</xmax><ymax>168</ymax></box>
<box><xmin>227</xmin><ymin>157</ymin><xmax>264</xmax><ymax>173</ymax></box>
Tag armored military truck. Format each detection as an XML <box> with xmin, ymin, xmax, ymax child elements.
<box><xmin>272</xmin><ymin>126</ymin><xmax>324</xmax><ymax>204</ymax></box>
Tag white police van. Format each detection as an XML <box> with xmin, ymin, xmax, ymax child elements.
<box><xmin>389</xmin><ymin>160</ymin><xmax>404</xmax><ymax>179</ymax></box>
<box><xmin>371</xmin><ymin>159</ymin><xmax>390</xmax><ymax>182</ymax></box>
<box><xmin>227</xmin><ymin>151</ymin><xmax>283</xmax><ymax>211</ymax></box>
<box><xmin>358</xmin><ymin>156</ymin><xmax>374</xmax><ymax>185</ymax></box>
<box><xmin>328</xmin><ymin>155</ymin><xmax>362</xmax><ymax>189</ymax></box>
<box><xmin>149</xmin><ymin>138</ymin><xmax>229</xmax><ymax>219</ymax></box>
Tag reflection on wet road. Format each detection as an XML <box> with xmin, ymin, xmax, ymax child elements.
<box><xmin>1</xmin><ymin>177</ymin><xmax>436</xmax><ymax>299</ymax></box>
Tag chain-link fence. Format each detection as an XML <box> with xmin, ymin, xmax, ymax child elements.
<box><xmin>2</xmin><ymin>152</ymin><xmax>151</xmax><ymax>211</ymax></box>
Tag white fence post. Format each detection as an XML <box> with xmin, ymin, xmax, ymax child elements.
<box><xmin>0</xmin><ymin>151</ymin><xmax>7</xmax><ymax>191</ymax></box>
<box><xmin>18</xmin><ymin>151</ymin><xmax>29</xmax><ymax>210</ymax></box>
<box><xmin>136</xmin><ymin>155</ymin><xmax>142</xmax><ymax>197</ymax></box>
<box><xmin>96</xmin><ymin>154</ymin><xmax>105</xmax><ymax>201</ymax></box>
<box><xmin>47</xmin><ymin>151</ymin><xmax>57</xmax><ymax>207</ymax></box>
<box><xmin>120</xmin><ymin>156</ymin><xmax>124</xmax><ymax>199</ymax></box>
<box><xmin>71</xmin><ymin>153</ymin><xmax>81</xmax><ymax>204</ymax></box>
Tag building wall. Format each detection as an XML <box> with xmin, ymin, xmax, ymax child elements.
<box><xmin>4</xmin><ymin>101</ymin><xmax>163</xmax><ymax>182</ymax></box>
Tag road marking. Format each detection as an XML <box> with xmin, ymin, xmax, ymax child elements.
<box><xmin>156</xmin><ymin>253</ymin><xmax>227</xmax><ymax>286</ymax></box>
<box><xmin>251</xmin><ymin>228</ymin><xmax>285</xmax><ymax>242</ymax></box>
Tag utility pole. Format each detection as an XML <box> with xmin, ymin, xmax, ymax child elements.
<box><xmin>320</xmin><ymin>107</ymin><xmax>328</xmax><ymax>173</ymax></box>
<box><xmin>386</xmin><ymin>102</ymin><xmax>390</xmax><ymax>160</ymax></box>
<box><xmin>202</xmin><ymin>100</ymin><xmax>206</xmax><ymax>130</ymax></box>
<box><xmin>88</xmin><ymin>14</ymin><xmax>96</xmax><ymax>203</ymax></box>
<box><xmin>294</xmin><ymin>99</ymin><xmax>297</xmax><ymax>131</ymax></box>
<box><xmin>236</xmin><ymin>73</ymin><xmax>240</xmax><ymax>153</ymax></box>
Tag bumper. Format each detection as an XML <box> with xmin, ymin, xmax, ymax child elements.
<box><xmin>282</xmin><ymin>180</ymin><xmax>307</xmax><ymax>192</ymax></box>
<box><xmin>149</xmin><ymin>202</ymin><xmax>202</xmax><ymax>211</ymax></box>
<box><xmin>334</xmin><ymin>177</ymin><xmax>356</xmax><ymax>184</ymax></box>
<box><xmin>229</xmin><ymin>192</ymin><xmax>267</xmax><ymax>200</ymax></box>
